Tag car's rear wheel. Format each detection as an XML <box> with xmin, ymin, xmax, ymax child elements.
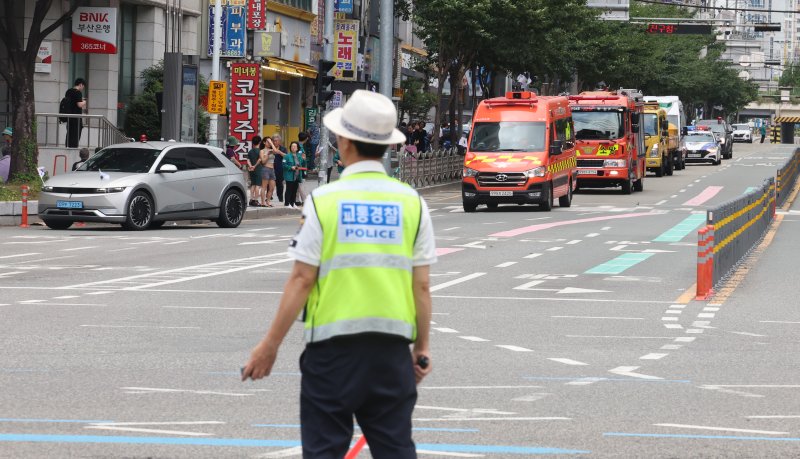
<box><xmin>43</xmin><ymin>219</ymin><xmax>73</xmax><ymax>230</ymax></box>
<box><xmin>122</xmin><ymin>191</ymin><xmax>154</xmax><ymax>231</ymax></box>
<box><xmin>558</xmin><ymin>180</ymin><xmax>572</xmax><ymax>208</ymax></box>
<box><xmin>217</xmin><ymin>189</ymin><xmax>245</xmax><ymax>228</ymax></box>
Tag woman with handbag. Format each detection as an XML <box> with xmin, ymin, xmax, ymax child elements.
<box><xmin>282</xmin><ymin>141</ymin><xmax>302</xmax><ymax>208</ymax></box>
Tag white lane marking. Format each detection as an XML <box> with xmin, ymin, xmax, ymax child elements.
<box><xmin>433</xmin><ymin>327</ymin><xmax>459</xmax><ymax>333</ymax></box>
<box><xmin>496</xmin><ymin>345</ymin><xmax>533</xmax><ymax>352</ymax></box>
<box><xmin>414</xmin><ymin>417</ymin><xmax>570</xmax><ymax>422</ymax></box>
<box><xmin>679</xmin><ymin>189</ymin><xmax>686</xmax><ymax>193</ymax></box>
<box><xmin>19</xmin><ymin>299</ymin><xmax>46</xmax><ymax>303</ymax></box>
<box><xmin>703</xmin><ymin>307</ymin><xmax>720</xmax><ymax>312</ymax></box>
<box><xmin>547</xmin><ymin>358</ymin><xmax>588</xmax><ymax>366</ymax></box>
<box><xmin>512</xmin><ymin>393</ymin><xmax>551</xmax><ymax>402</ymax></box>
<box><xmin>670</xmin><ymin>195</ymin><xmax>678</xmax><ymax>198</ymax></box>
<box><xmin>566</xmin><ymin>240</ymin><xmax>582</xmax><ymax>245</ymax></box>
<box><xmin>120</xmin><ymin>387</ymin><xmax>251</xmax><ymax>397</ymax></box>
<box><xmin>442</xmin><ymin>227</ymin><xmax>460</xmax><ymax>231</ymax></box>
<box><xmin>109</xmin><ymin>247</ymin><xmax>136</xmax><ymax>252</ymax></box>
<box><xmin>90</xmin><ymin>421</ymin><xmax>225</xmax><ymax>426</ymax></box>
<box><xmin>523</xmin><ymin>253</ymin><xmax>542</xmax><ymax>259</ymax></box>
<box><xmin>416</xmin><ymin>406</ymin><xmax>516</xmax><ymax>415</ymax></box>
<box><xmin>0</xmin><ymin>253</ymin><xmax>40</xmax><ymax>259</ymax></box>
<box><xmin>664</xmin><ymin>324</ymin><xmax>683</xmax><ymax>329</ymax></box>
<box><xmin>694</xmin><ymin>179</ymin><xmax>702</xmax><ymax>183</ymax></box>
<box><xmin>692</xmin><ymin>321</ymin><xmax>712</xmax><ymax>328</ymax></box>
<box><xmin>239</xmin><ymin>238</ymin><xmax>292</xmax><ymax>246</ymax></box>
<box><xmin>661</xmin><ymin>317</ymin><xmax>678</xmax><ymax>321</ymax></box>
<box><xmin>546</xmin><ymin>247</ymin><xmax>563</xmax><ymax>251</ymax></box>
<box><xmin>253</xmin><ymin>446</ymin><xmax>304</xmax><ymax>458</ymax></box>
<box><xmin>86</xmin><ymin>291</ymin><xmax>113</xmax><ymax>295</ymax></box>
<box><xmin>653</xmin><ymin>423</ymin><xmax>787</xmax><ymax>435</ymax></box>
<box><xmin>553</xmin><ymin>316</ymin><xmax>643</xmax><ymax>320</ymax></box>
<box><xmin>0</xmin><ymin>271</ymin><xmax>23</xmax><ymax>277</ymax></box>
<box><xmin>430</xmin><ymin>273</ymin><xmax>487</xmax><ymax>292</ymax></box>
<box><xmin>585</xmin><ymin>233</ymin><xmax>600</xmax><ymax>238</ymax></box>
<box><xmin>495</xmin><ymin>262</ymin><xmax>517</xmax><ymax>268</ymax></box>
<box><xmin>20</xmin><ymin>303</ymin><xmax>107</xmax><ymax>307</ymax></box>
<box><xmin>760</xmin><ymin>320</ymin><xmax>800</xmax><ymax>324</ymax></box>
<box><xmin>601</xmin><ymin>227</ymin><xmax>611</xmax><ymax>231</ymax></box>
<box><xmin>665</xmin><ymin>310</ymin><xmax>682</xmax><ymax>314</ymax></box>
<box><xmin>685</xmin><ymin>329</ymin><xmax>704</xmax><ymax>333</ymax></box>
<box><xmin>416</xmin><ymin>450</ymin><xmax>486</xmax><ymax>457</ymax></box>
<box><xmin>608</xmin><ymin>366</ymin><xmax>663</xmax><ymax>380</ymax></box>
<box><xmin>60</xmin><ymin>246</ymin><xmax>98</xmax><ymax>252</ymax></box>
<box><xmin>459</xmin><ymin>336</ymin><xmax>490</xmax><ymax>342</ymax></box>
<box><xmin>728</xmin><ymin>331</ymin><xmax>767</xmax><ymax>337</ymax></box>
<box><xmin>660</xmin><ymin>344</ymin><xmax>682</xmax><ymax>350</ymax></box>
<box><xmin>674</xmin><ymin>337</ymin><xmax>696</xmax><ymax>342</ymax></box>
<box><xmin>164</xmin><ymin>241</ymin><xmax>189</xmax><ymax>245</ymax></box>
<box><xmin>420</xmin><ymin>385</ymin><xmax>544</xmax><ymax>390</ymax></box>
<box><xmin>133</xmin><ymin>258</ymin><xmax>293</xmax><ymax>290</ymax></box>
<box><xmin>566</xmin><ymin>335</ymin><xmax>675</xmax><ymax>339</ymax></box>
<box><xmin>84</xmin><ymin>426</ymin><xmax>211</xmax><ymax>436</ymax></box>
<box><xmin>566</xmin><ymin>377</ymin><xmax>606</xmax><ymax>386</ymax></box>
<box><xmin>639</xmin><ymin>353</ymin><xmax>668</xmax><ymax>360</ymax></box>
<box><xmin>697</xmin><ymin>313</ymin><xmax>715</xmax><ymax>318</ymax></box>
<box><xmin>163</xmin><ymin>306</ymin><xmax>251</xmax><ymax>310</ymax></box>
<box><xmin>746</xmin><ymin>415</ymin><xmax>800</xmax><ymax>419</ymax></box>
<box><xmin>655</xmin><ymin>200</ymin><xmax>667</xmax><ymax>205</ymax></box>
<box><xmin>82</xmin><ymin>325</ymin><xmax>200</xmax><ymax>329</ymax></box>
<box><xmin>669</xmin><ymin>304</ymin><xmax>686</xmax><ymax>309</ymax></box>
<box><xmin>433</xmin><ymin>294</ymin><xmax>672</xmax><ymax>304</ymax></box>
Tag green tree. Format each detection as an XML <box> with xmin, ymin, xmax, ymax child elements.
<box><xmin>0</xmin><ymin>0</ymin><xmax>85</xmax><ymax>180</ymax></box>
<box><xmin>399</xmin><ymin>78</ymin><xmax>436</xmax><ymax>123</ymax></box>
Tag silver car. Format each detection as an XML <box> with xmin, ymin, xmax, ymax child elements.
<box><xmin>682</xmin><ymin>131</ymin><xmax>721</xmax><ymax>166</ymax></box>
<box><xmin>39</xmin><ymin>141</ymin><xmax>247</xmax><ymax>230</ymax></box>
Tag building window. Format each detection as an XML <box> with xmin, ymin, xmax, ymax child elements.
<box><xmin>272</xmin><ymin>0</ymin><xmax>312</xmax><ymax>12</ymax></box>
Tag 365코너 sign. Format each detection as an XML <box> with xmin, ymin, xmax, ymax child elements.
<box><xmin>72</xmin><ymin>7</ymin><xmax>118</xmax><ymax>54</ymax></box>
<box><xmin>229</xmin><ymin>63</ymin><xmax>260</xmax><ymax>144</ymax></box>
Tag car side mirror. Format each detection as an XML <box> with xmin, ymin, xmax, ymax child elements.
<box><xmin>158</xmin><ymin>164</ymin><xmax>178</xmax><ymax>173</ymax></box>
<box><xmin>681</xmin><ymin>127</ymin><xmax>688</xmax><ymax>136</ymax></box>
<box><xmin>549</xmin><ymin>140</ymin><xmax>564</xmax><ymax>156</ymax></box>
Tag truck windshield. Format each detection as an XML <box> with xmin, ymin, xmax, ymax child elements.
<box><xmin>469</xmin><ymin>121</ymin><xmax>546</xmax><ymax>152</ymax></box>
<box><xmin>643</xmin><ymin>113</ymin><xmax>658</xmax><ymax>136</ymax></box>
<box><xmin>572</xmin><ymin>111</ymin><xmax>624</xmax><ymax>140</ymax></box>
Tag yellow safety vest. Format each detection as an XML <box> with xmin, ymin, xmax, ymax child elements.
<box><xmin>304</xmin><ymin>171</ymin><xmax>422</xmax><ymax>343</ymax></box>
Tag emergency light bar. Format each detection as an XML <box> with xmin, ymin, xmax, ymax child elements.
<box><xmin>505</xmin><ymin>91</ymin><xmax>535</xmax><ymax>100</ymax></box>
<box><xmin>484</xmin><ymin>92</ymin><xmax>538</xmax><ymax>107</ymax></box>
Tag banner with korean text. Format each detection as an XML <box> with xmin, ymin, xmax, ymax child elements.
<box><xmin>72</xmin><ymin>7</ymin><xmax>118</xmax><ymax>54</ymax></box>
<box><xmin>208</xmin><ymin>0</ymin><xmax>246</xmax><ymax>58</ymax></box>
<box><xmin>333</xmin><ymin>19</ymin><xmax>359</xmax><ymax>81</ymax></box>
<box><xmin>248</xmin><ymin>0</ymin><xmax>267</xmax><ymax>30</ymax></box>
<box><xmin>229</xmin><ymin>63</ymin><xmax>260</xmax><ymax>148</ymax></box>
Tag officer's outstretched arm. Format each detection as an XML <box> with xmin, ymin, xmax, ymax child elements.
<box><xmin>412</xmin><ymin>265</ymin><xmax>432</xmax><ymax>384</ymax></box>
<box><xmin>242</xmin><ymin>261</ymin><xmax>318</xmax><ymax>381</ymax></box>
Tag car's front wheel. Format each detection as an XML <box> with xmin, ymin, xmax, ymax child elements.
<box><xmin>42</xmin><ymin>219</ymin><xmax>73</xmax><ymax>230</ymax></box>
<box><xmin>217</xmin><ymin>189</ymin><xmax>245</xmax><ymax>228</ymax></box>
<box><xmin>122</xmin><ymin>191</ymin><xmax>154</xmax><ymax>231</ymax></box>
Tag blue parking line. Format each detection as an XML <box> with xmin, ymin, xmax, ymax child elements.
<box><xmin>585</xmin><ymin>253</ymin><xmax>654</xmax><ymax>274</ymax></box>
<box><xmin>605</xmin><ymin>432</ymin><xmax>800</xmax><ymax>442</ymax></box>
<box><xmin>0</xmin><ymin>419</ymin><xmax>114</xmax><ymax>424</ymax></box>
<box><xmin>0</xmin><ymin>433</ymin><xmax>589</xmax><ymax>454</ymax></box>
<box><xmin>652</xmin><ymin>213</ymin><xmax>707</xmax><ymax>242</ymax></box>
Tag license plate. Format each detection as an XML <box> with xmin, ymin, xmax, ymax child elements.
<box><xmin>489</xmin><ymin>191</ymin><xmax>513</xmax><ymax>197</ymax></box>
<box><xmin>688</xmin><ymin>153</ymin><xmax>701</xmax><ymax>158</ymax></box>
<box><xmin>56</xmin><ymin>200</ymin><xmax>83</xmax><ymax>209</ymax></box>
<box><xmin>578</xmin><ymin>169</ymin><xmax>598</xmax><ymax>175</ymax></box>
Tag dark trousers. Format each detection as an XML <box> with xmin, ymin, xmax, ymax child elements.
<box><xmin>326</xmin><ymin>167</ymin><xmax>333</xmax><ymax>183</ymax></box>
<box><xmin>761</xmin><ymin>133</ymin><xmax>766</xmax><ymax>143</ymax></box>
<box><xmin>66</xmin><ymin>119</ymin><xmax>82</xmax><ymax>148</ymax></box>
<box><xmin>275</xmin><ymin>177</ymin><xmax>284</xmax><ymax>202</ymax></box>
<box><xmin>285</xmin><ymin>180</ymin><xmax>299</xmax><ymax>206</ymax></box>
<box><xmin>300</xmin><ymin>337</ymin><xmax>417</xmax><ymax>459</ymax></box>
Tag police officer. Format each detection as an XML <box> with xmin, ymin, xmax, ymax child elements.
<box><xmin>242</xmin><ymin>89</ymin><xmax>437</xmax><ymax>458</ymax></box>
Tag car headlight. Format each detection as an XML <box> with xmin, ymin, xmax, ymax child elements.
<box><xmin>603</xmin><ymin>159</ymin><xmax>627</xmax><ymax>168</ymax></box>
<box><xmin>42</xmin><ymin>186</ymin><xmax>53</xmax><ymax>192</ymax></box>
<box><xmin>648</xmin><ymin>144</ymin><xmax>659</xmax><ymax>158</ymax></box>
<box><xmin>463</xmin><ymin>167</ymin><xmax>479</xmax><ymax>177</ymax></box>
<box><xmin>95</xmin><ymin>187</ymin><xmax>127</xmax><ymax>193</ymax></box>
<box><xmin>524</xmin><ymin>166</ymin><xmax>547</xmax><ymax>178</ymax></box>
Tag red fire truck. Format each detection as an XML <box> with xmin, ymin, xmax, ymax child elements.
<box><xmin>568</xmin><ymin>89</ymin><xmax>646</xmax><ymax>194</ymax></box>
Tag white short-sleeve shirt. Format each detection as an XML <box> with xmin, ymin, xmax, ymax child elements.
<box><xmin>287</xmin><ymin>160</ymin><xmax>437</xmax><ymax>267</ymax></box>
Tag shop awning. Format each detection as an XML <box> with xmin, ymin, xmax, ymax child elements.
<box><xmin>261</xmin><ymin>58</ymin><xmax>317</xmax><ymax>79</ymax></box>
<box><xmin>774</xmin><ymin>116</ymin><xmax>800</xmax><ymax>123</ymax></box>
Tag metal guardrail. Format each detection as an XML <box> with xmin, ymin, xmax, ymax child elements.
<box><xmin>777</xmin><ymin>148</ymin><xmax>800</xmax><ymax>208</ymax></box>
<box><xmin>707</xmin><ymin>177</ymin><xmax>776</xmax><ymax>287</ymax></box>
<box><xmin>34</xmin><ymin>113</ymin><xmax>129</xmax><ymax>150</ymax></box>
<box><xmin>395</xmin><ymin>148</ymin><xmax>463</xmax><ymax>188</ymax></box>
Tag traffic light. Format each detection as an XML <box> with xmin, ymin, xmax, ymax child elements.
<box><xmin>316</xmin><ymin>59</ymin><xmax>336</xmax><ymax>105</ymax></box>
<box><xmin>754</xmin><ymin>23</ymin><xmax>781</xmax><ymax>32</ymax></box>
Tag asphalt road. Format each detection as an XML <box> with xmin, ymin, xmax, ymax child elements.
<box><xmin>1</xmin><ymin>141</ymin><xmax>799</xmax><ymax>458</ymax></box>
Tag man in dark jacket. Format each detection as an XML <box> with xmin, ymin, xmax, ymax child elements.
<box><xmin>65</xmin><ymin>78</ymin><xmax>87</xmax><ymax>148</ymax></box>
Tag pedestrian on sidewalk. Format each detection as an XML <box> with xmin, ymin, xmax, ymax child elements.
<box><xmin>760</xmin><ymin>124</ymin><xmax>767</xmax><ymax>143</ymax></box>
<box><xmin>271</xmin><ymin>133</ymin><xmax>287</xmax><ymax>203</ymax></box>
<box><xmin>242</xmin><ymin>89</ymin><xmax>436</xmax><ymax>458</ymax></box>
<box><xmin>282</xmin><ymin>141</ymin><xmax>302</xmax><ymax>208</ymax></box>
<box><xmin>246</xmin><ymin>135</ymin><xmax>262</xmax><ymax>207</ymax></box>
<box><xmin>64</xmin><ymin>78</ymin><xmax>87</xmax><ymax>148</ymax></box>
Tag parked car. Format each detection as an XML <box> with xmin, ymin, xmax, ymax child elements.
<box><xmin>38</xmin><ymin>141</ymin><xmax>248</xmax><ymax>230</ymax></box>
<box><xmin>682</xmin><ymin>130</ymin><xmax>721</xmax><ymax>166</ymax></box>
<box><xmin>732</xmin><ymin>123</ymin><xmax>753</xmax><ymax>143</ymax></box>
<box><xmin>696</xmin><ymin>119</ymin><xmax>733</xmax><ymax>159</ymax></box>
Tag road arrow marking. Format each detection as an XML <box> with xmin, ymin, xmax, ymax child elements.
<box><xmin>608</xmin><ymin>366</ymin><xmax>663</xmax><ymax>380</ymax></box>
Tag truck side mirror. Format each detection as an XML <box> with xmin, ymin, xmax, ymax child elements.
<box><xmin>549</xmin><ymin>140</ymin><xmax>564</xmax><ymax>156</ymax></box>
<box><xmin>630</xmin><ymin>113</ymin><xmax>640</xmax><ymax>126</ymax></box>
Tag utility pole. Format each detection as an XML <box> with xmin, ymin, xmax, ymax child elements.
<box><xmin>319</xmin><ymin>0</ymin><xmax>335</xmax><ymax>184</ymax></box>
<box><xmin>379</xmin><ymin>0</ymin><xmax>394</xmax><ymax>172</ymax></box>
<box><xmin>209</xmin><ymin>0</ymin><xmax>222</xmax><ymax>146</ymax></box>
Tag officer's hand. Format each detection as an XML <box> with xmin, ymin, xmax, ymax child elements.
<box><xmin>241</xmin><ymin>340</ymin><xmax>278</xmax><ymax>381</ymax></box>
<box><xmin>412</xmin><ymin>350</ymin><xmax>432</xmax><ymax>384</ymax></box>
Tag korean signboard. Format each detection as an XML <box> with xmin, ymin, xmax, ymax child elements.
<box><xmin>72</xmin><ymin>7</ymin><xmax>118</xmax><ymax>54</ymax></box>
<box><xmin>35</xmin><ymin>42</ymin><xmax>52</xmax><ymax>73</ymax></box>
<box><xmin>335</xmin><ymin>0</ymin><xmax>354</xmax><ymax>13</ymax></box>
<box><xmin>229</xmin><ymin>63</ymin><xmax>261</xmax><ymax>146</ymax></box>
<box><xmin>248</xmin><ymin>0</ymin><xmax>266</xmax><ymax>30</ymax></box>
<box><xmin>333</xmin><ymin>19</ymin><xmax>359</xmax><ymax>81</ymax></box>
<box><xmin>207</xmin><ymin>80</ymin><xmax>228</xmax><ymax>115</ymax></box>
<box><xmin>254</xmin><ymin>31</ymin><xmax>280</xmax><ymax>57</ymax></box>
<box><xmin>208</xmin><ymin>0</ymin><xmax>246</xmax><ymax>58</ymax></box>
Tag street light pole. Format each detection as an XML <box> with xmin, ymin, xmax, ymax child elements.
<box><xmin>209</xmin><ymin>0</ymin><xmax>222</xmax><ymax>146</ymax></box>
<box><xmin>319</xmin><ymin>0</ymin><xmax>335</xmax><ymax>185</ymax></box>
<box><xmin>379</xmin><ymin>0</ymin><xmax>394</xmax><ymax>173</ymax></box>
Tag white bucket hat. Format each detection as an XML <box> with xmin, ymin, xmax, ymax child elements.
<box><xmin>323</xmin><ymin>90</ymin><xmax>406</xmax><ymax>145</ymax></box>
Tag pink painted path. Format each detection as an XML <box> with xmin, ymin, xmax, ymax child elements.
<box><xmin>490</xmin><ymin>211</ymin><xmax>661</xmax><ymax>238</ymax></box>
<box><xmin>436</xmin><ymin>248</ymin><xmax>465</xmax><ymax>256</ymax></box>
<box><xmin>683</xmin><ymin>186</ymin><xmax>723</xmax><ymax>206</ymax></box>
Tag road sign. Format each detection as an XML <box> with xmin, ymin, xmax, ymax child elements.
<box><xmin>207</xmin><ymin>80</ymin><xmax>227</xmax><ymax>115</ymax></box>
<box><xmin>646</xmin><ymin>23</ymin><xmax>712</xmax><ymax>35</ymax></box>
